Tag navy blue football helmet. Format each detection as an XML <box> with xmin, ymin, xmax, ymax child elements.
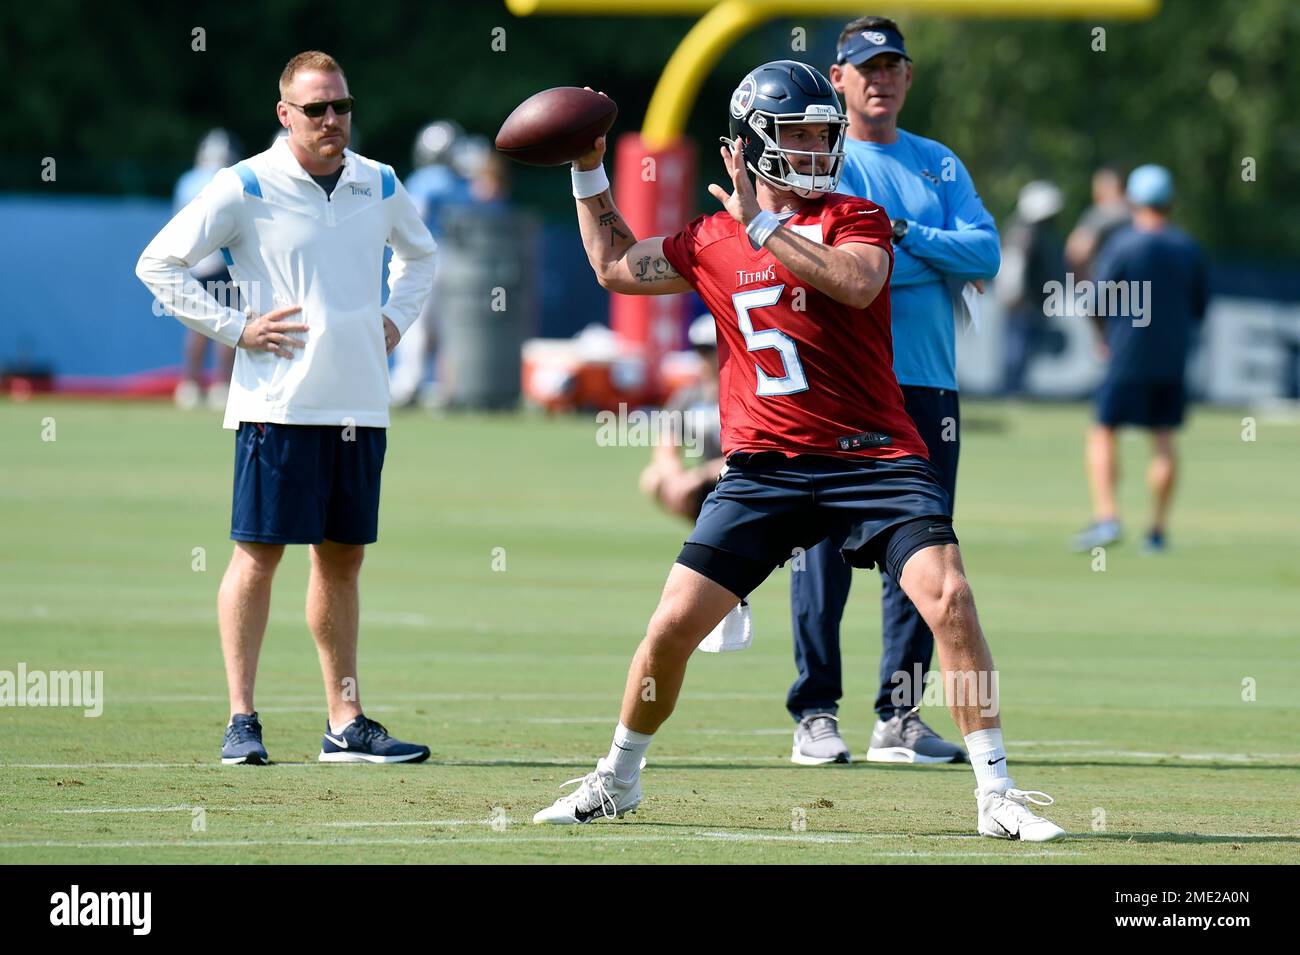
<box><xmin>726</xmin><ymin>60</ymin><xmax>847</xmax><ymax>197</ymax></box>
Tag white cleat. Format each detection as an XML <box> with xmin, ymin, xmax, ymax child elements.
<box><xmin>532</xmin><ymin>758</ymin><xmax>642</xmax><ymax>824</ymax></box>
<box><xmin>976</xmin><ymin>787</ymin><xmax>1067</xmax><ymax>842</ymax></box>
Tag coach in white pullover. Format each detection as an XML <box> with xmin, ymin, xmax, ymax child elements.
<box><xmin>136</xmin><ymin>51</ymin><xmax>436</xmax><ymax>766</ymax></box>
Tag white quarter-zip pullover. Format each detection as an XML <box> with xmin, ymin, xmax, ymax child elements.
<box><xmin>136</xmin><ymin>137</ymin><xmax>436</xmax><ymax>429</ymax></box>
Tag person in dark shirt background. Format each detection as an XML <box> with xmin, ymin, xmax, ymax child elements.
<box><xmin>1073</xmin><ymin>165</ymin><xmax>1209</xmax><ymax>554</ymax></box>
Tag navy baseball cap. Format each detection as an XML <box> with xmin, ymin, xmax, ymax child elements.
<box><xmin>836</xmin><ymin>26</ymin><xmax>911</xmax><ymax>65</ymax></box>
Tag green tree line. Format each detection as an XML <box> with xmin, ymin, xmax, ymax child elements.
<box><xmin>2</xmin><ymin>0</ymin><xmax>1295</xmax><ymax>261</ymax></box>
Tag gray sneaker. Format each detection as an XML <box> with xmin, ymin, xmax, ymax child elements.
<box><xmin>791</xmin><ymin>712</ymin><xmax>850</xmax><ymax>765</ymax></box>
<box><xmin>866</xmin><ymin>707</ymin><xmax>966</xmax><ymax>764</ymax></box>
<box><xmin>1071</xmin><ymin>518</ymin><xmax>1121</xmax><ymax>552</ymax></box>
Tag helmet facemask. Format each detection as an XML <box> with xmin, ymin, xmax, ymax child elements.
<box><xmin>742</xmin><ymin>107</ymin><xmax>847</xmax><ymax>198</ymax></box>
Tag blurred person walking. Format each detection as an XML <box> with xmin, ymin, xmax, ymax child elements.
<box><xmin>1072</xmin><ymin>165</ymin><xmax>1209</xmax><ymax>554</ymax></box>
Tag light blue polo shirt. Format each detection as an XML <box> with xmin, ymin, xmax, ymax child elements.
<box><xmin>839</xmin><ymin>130</ymin><xmax>1000</xmax><ymax>391</ymax></box>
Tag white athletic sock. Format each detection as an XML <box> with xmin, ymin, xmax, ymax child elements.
<box><xmin>329</xmin><ymin>716</ymin><xmax>358</xmax><ymax>736</ymax></box>
<box><xmin>606</xmin><ymin>723</ymin><xmax>652</xmax><ymax>783</ymax></box>
<box><xmin>965</xmin><ymin>728</ymin><xmax>1014</xmax><ymax>794</ymax></box>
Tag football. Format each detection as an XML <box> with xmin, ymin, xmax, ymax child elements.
<box><xmin>495</xmin><ymin>87</ymin><xmax>618</xmax><ymax>166</ymax></box>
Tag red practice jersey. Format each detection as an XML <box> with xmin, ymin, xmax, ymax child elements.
<box><xmin>662</xmin><ymin>193</ymin><xmax>928</xmax><ymax>461</ymax></box>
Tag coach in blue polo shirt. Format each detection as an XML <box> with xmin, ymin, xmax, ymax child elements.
<box><xmin>787</xmin><ymin>16</ymin><xmax>1000</xmax><ymax>766</ymax></box>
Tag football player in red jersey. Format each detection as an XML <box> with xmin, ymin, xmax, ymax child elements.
<box><xmin>533</xmin><ymin>62</ymin><xmax>1064</xmax><ymax>841</ymax></box>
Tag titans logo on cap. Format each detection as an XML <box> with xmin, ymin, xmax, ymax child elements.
<box><xmin>836</xmin><ymin>26</ymin><xmax>911</xmax><ymax>65</ymax></box>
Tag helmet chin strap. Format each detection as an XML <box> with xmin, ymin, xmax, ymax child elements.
<box><xmin>762</xmin><ymin>166</ymin><xmax>833</xmax><ymax>200</ymax></box>
<box><xmin>761</xmin><ymin>176</ymin><xmax>828</xmax><ymax>204</ymax></box>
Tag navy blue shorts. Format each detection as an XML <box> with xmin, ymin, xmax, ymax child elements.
<box><xmin>231</xmin><ymin>422</ymin><xmax>387</xmax><ymax>545</ymax></box>
<box><xmin>678</xmin><ymin>452</ymin><xmax>956</xmax><ymax>599</ymax></box>
<box><xmin>1096</xmin><ymin>377</ymin><xmax>1186</xmax><ymax>428</ymax></box>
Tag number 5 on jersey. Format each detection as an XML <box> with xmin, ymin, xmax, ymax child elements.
<box><xmin>731</xmin><ymin>285</ymin><xmax>808</xmax><ymax>397</ymax></box>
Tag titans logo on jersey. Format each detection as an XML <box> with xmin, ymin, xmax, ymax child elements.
<box><xmin>662</xmin><ymin>193</ymin><xmax>928</xmax><ymax>462</ymax></box>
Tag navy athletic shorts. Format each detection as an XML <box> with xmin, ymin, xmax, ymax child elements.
<box><xmin>230</xmin><ymin>422</ymin><xmax>387</xmax><ymax>545</ymax></box>
<box><xmin>1096</xmin><ymin>377</ymin><xmax>1186</xmax><ymax>428</ymax></box>
<box><xmin>677</xmin><ymin>452</ymin><xmax>956</xmax><ymax>599</ymax></box>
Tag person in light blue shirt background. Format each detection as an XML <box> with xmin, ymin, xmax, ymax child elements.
<box><xmin>787</xmin><ymin>16</ymin><xmax>1001</xmax><ymax>768</ymax></box>
<box><xmin>172</xmin><ymin>128</ymin><xmax>241</xmax><ymax>410</ymax></box>
<box><xmin>404</xmin><ymin>120</ymin><xmax>475</xmax><ymax>236</ymax></box>
<box><xmin>391</xmin><ymin>120</ymin><xmax>473</xmax><ymax>406</ymax></box>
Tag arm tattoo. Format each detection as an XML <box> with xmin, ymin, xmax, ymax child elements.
<box><xmin>632</xmin><ymin>255</ymin><xmax>680</xmax><ymax>283</ymax></box>
<box><xmin>598</xmin><ymin>211</ymin><xmax>630</xmax><ymax>243</ymax></box>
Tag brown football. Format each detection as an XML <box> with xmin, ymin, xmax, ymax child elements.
<box><xmin>495</xmin><ymin>87</ymin><xmax>618</xmax><ymax>167</ymax></box>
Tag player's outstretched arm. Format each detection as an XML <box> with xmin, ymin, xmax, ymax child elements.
<box><xmin>573</xmin><ymin>135</ymin><xmax>691</xmax><ymax>296</ymax></box>
<box><xmin>709</xmin><ymin>139</ymin><xmax>889</xmax><ymax>310</ymax></box>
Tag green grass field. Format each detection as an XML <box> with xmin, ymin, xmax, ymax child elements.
<box><xmin>1</xmin><ymin>398</ymin><xmax>1297</xmax><ymax>864</ymax></box>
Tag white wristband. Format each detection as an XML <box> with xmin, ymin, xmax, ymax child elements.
<box><xmin>572</xmin><ymin>163</ymin><xmax>610</xmax><ymax>199</ymax></box>
<box><xmin>745</xmin><ymin>210</ymin><xmax>781</xmax><ymax>247</ymax></box>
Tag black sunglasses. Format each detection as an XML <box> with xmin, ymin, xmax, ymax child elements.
<box><xmin>285</xmin><ymin>97</ymin><xmax>354</xmax><ymax>119</ymax></box>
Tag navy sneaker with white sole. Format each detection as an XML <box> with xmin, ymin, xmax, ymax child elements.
<box><xmin>222</xmin><ymin>712</ymin><xmax>268</xmax><ymax>765</ymax></box>
<box><xmin>318</xmin><ymin>715</ymin><xmax>430</xmax><ymax>764</ymax></box>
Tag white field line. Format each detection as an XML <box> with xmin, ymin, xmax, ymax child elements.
<box><xmin>45</xmin><ymin>808</ymin><xmax>507</xmax><ymax>823</ymax></box>
<box><xmin>316</xmin><ymin>822</ymin><xmax>984</xmax><ymax>839</ymax></box>
<box><xmin>1050</xmin><ymin>751</ymin><xmax>1300</xmax><ymax>762</ymax></box>
<box><xmin>0</xmin><ymin>837</ymin><xmax>832</xmax><ymax>849</ymax></box>
<box><xmin>107</xmin><ymin>693</ymin><xmax>781</xmax><ymax>703</ymax></box>
<box><xmin>30</xmin><ymin>807</ymin><xmax>1297</xmax><ymax>840</ymax></box>
<box><xmin>26</xmin><ymin>809</ymin><xmax>999</xmax><ymax>839</ymax></box>
<box><xmin>0</xmin><ymin>831</ymin><xmax>1069</xmax><ymax>850</ymax></box>
<box><xmin>47</xmin><ymin>805</ymin><xmax>280</xmax><ymax>814</ymax></box>
<box><xmin>1073</xmin><ymin>831</ymin><xmax>1300</xmax><ymax>839</ymax></box>
<box><xmin>25</xmin><ymin>808</ymin><xmax>1036</xmax><ymax>838</ymax></box>
<box><xmin>321</xmin><ymin>818</ymin><xmax>511</xmax><ymax>827</ymax></box>
<box><xmin>693</xmin><ymin>831</ymin><xmax>940</xmax><ymax>843</ymax></box>
<box><xmin>35</xmin><ymin>810</ymin><xmax>1293</xmax><ymax>841</ymax></box>
<box><xmin>5</xmin><ymin>749</ymin><xmax>1300</xmax><ymax>771</ymax></box>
